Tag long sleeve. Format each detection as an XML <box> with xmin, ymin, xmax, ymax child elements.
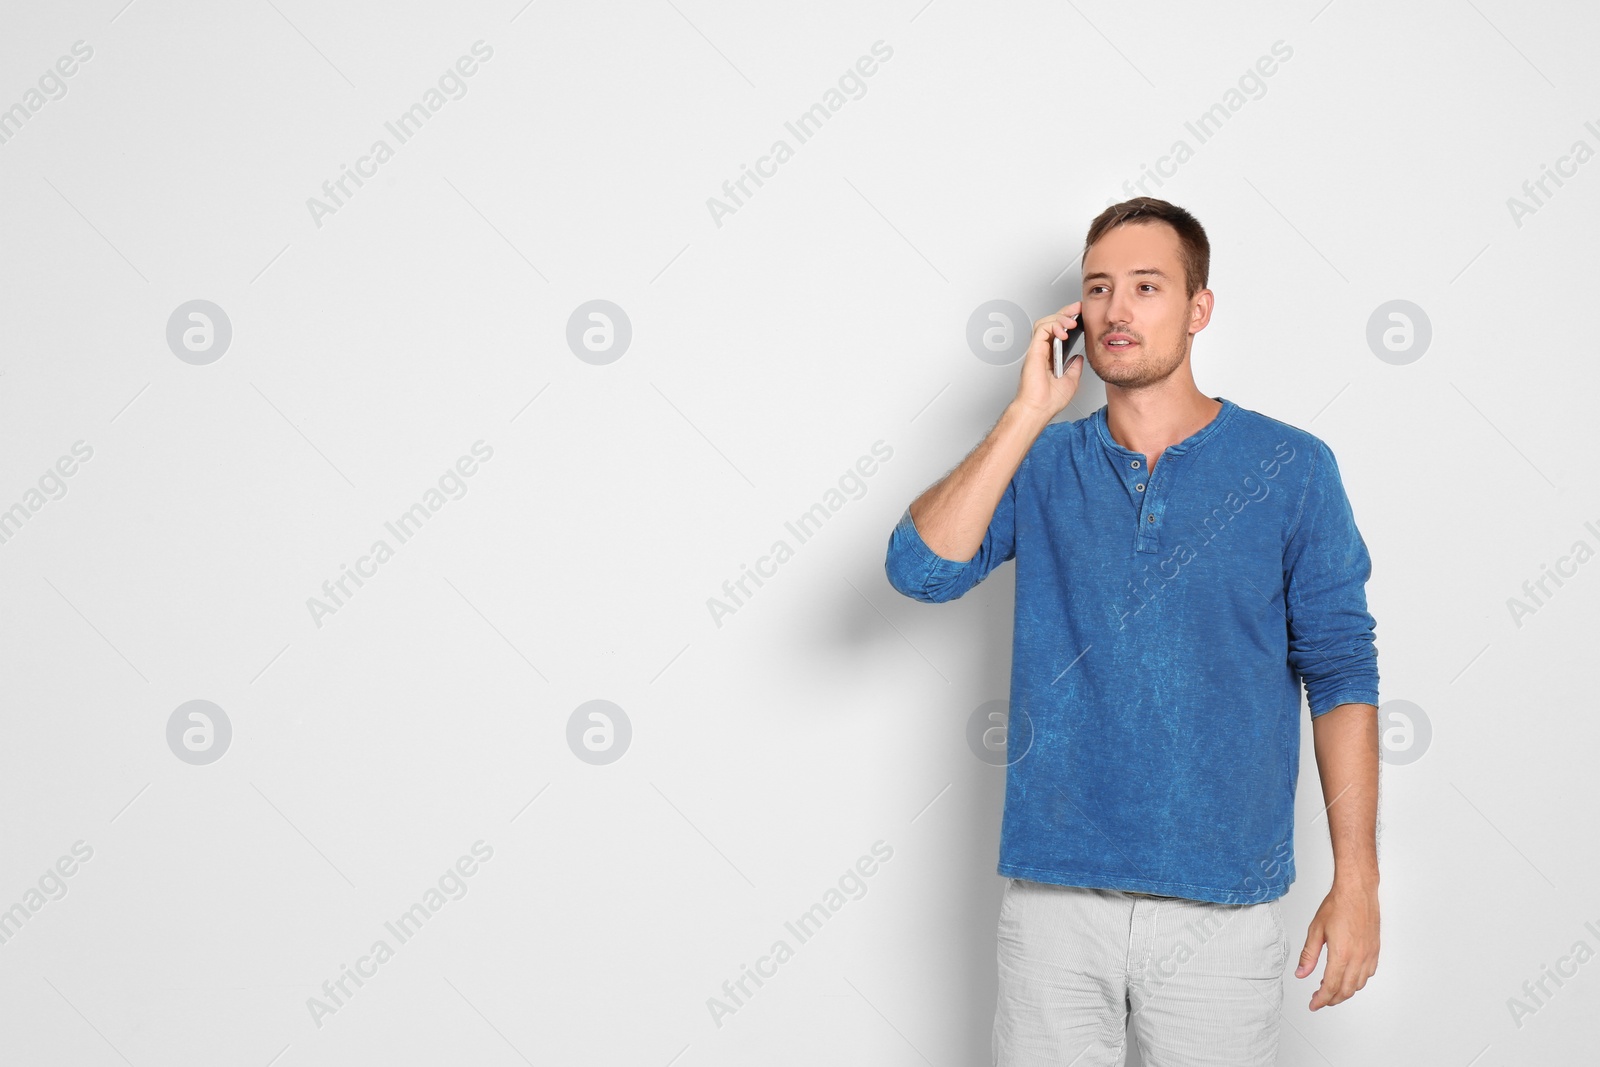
<box><xmin>1283</xmin><ymin>440</ymin><xmax>1380</xmax><ymax>717</ymax></box>
<box><xmin>884</xmin><ymin>475</ymin><xmax>1019</xmax><ymax>603</ymax></box>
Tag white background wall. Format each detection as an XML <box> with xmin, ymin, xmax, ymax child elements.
<box><xmin>1</xmin><ymin>1</ymin><xmax>1595</xmax><ymax>1064</ymax></box>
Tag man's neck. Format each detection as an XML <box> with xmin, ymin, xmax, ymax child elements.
<box><xmin>1105</xmin><ymin>387</ymin><xmax>1222</xmax><ymax>469</ymax></box>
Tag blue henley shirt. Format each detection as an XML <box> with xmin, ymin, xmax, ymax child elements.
<box><xmin>884</xmin><ymin>396</ymin><xmax>1379</xmax><ymax>904</ymax></box>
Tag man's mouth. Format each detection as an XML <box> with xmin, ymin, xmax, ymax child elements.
<box><xmin>1104</xmin><ymin>335</ymin><xmax>1137</xmax><ymax>349</ymax></box>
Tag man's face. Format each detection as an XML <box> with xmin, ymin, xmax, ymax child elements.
<box><xmin>1081</xmin><ymin>220</ymin><xmax>1205</xmax><ymax>391</ymax></box>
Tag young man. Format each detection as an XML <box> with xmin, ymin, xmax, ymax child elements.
<box><xmin>883</xmin><ymin>198</ymin><xmax>1381</xmax><ymax>1065</ymax></box>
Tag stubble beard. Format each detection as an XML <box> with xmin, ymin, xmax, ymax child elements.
<box><xmin>1091</xmin><ymin>326</ymin><xmax>1190</xmax><ymax>389</ymax></box>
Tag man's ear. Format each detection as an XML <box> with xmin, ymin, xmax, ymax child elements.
<box><xmin>1190</xmin><ymin>290</ymin><xmax>1214</xmax><ymax>334</ymax></box>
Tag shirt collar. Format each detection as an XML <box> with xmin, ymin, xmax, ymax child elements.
<box><xmin>1092</xmin><ymin>396</ymin><xmax>1237</xmax><ymax>457</ymax></box>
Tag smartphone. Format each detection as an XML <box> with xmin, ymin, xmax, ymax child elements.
<box><xmin>1052</xmin><ymin>306</ymin><xmax>1087</xmax><ymax>377</ymax></box>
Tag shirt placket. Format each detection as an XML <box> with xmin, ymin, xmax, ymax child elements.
<box><xmin>1130</xmin><ymin>454</ymin><xmax>1167</xmax><ymax>555</ymax></box>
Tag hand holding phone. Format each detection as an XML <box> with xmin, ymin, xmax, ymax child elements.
<box><xmin>1052</xmin><ymin>306</ymin><xmax>1087</xmax><ymax>378</ymax></box>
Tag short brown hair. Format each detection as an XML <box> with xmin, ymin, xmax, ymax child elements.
<box><xmin>1084</xmin><ymin>197</ymin><xmax>1210</xmax><ymax>299</ymax></box>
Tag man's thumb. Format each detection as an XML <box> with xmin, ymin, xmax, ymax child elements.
<box><xmin>1297</xmin><ymin>933</ymin><xmax>1324</xmax><ymax>978</ymax></box>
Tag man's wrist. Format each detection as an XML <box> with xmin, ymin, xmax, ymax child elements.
<box><xmin>1004</xmin><ymin>400</ymin><xmax>1056</xmax><ymax>436</ymax></box>
<box><xmin>1332</xmin><ymin>867</ymin><xmax>1380</xmax><ymax>893</ymax></box>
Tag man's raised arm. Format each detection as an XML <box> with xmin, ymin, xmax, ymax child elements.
<box><xmin>884</xmin><ymin>303</ymin><xmax>1085</xmax><ymax>602</ymax></box>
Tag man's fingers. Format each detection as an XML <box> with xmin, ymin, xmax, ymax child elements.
<box><xmin>1297</xmin><ymin>929</ymin><xmax>1324</xmax><ymax>979</ymax></box>
<box><xmin>1035</xmin><ymin>306</ymin><xmax>1083</xmax><ymax>336</ymax></box>
<box><xmin>1342</xmin><ymin>957</ymin><xmax>1376</xmax><ymax>1001</ymax></box>
<box><xmin>1311</xmin><ymin>954</ymin><xmax>1346</xmax><ymax>1009</ymax></box>
<box><xmin>1312</xmin><ymin>942</ymin><xmax>1372</xmax><ymax>1009</ymax></box>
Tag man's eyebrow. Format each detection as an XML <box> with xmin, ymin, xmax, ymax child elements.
<box><xmin>1083</xmin><ymin>268</ymin><xmax>1170</xmax><ymax>282</ymax></box>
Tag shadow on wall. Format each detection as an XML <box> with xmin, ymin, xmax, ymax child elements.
<box><xmin>780</xmin><ymin>270</ymin><xmax>1126</xmax><ymax>1059</ymax></box>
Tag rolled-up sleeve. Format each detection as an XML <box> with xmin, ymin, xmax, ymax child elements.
<box><xmin>1283</xmin><ymin>440</ymin><xmax>1380</xmax><ymax>717</ymax></box>
<box><xmin>884</xmin><ymin>476</ymin><xmax>1018</xmax><ymax>603</ymax></box>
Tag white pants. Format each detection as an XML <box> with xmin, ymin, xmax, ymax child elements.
<box><xmin>993</xmin><ymin>878</ymin><xmax>1288</xmax><ymax>1066</ymax></box>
